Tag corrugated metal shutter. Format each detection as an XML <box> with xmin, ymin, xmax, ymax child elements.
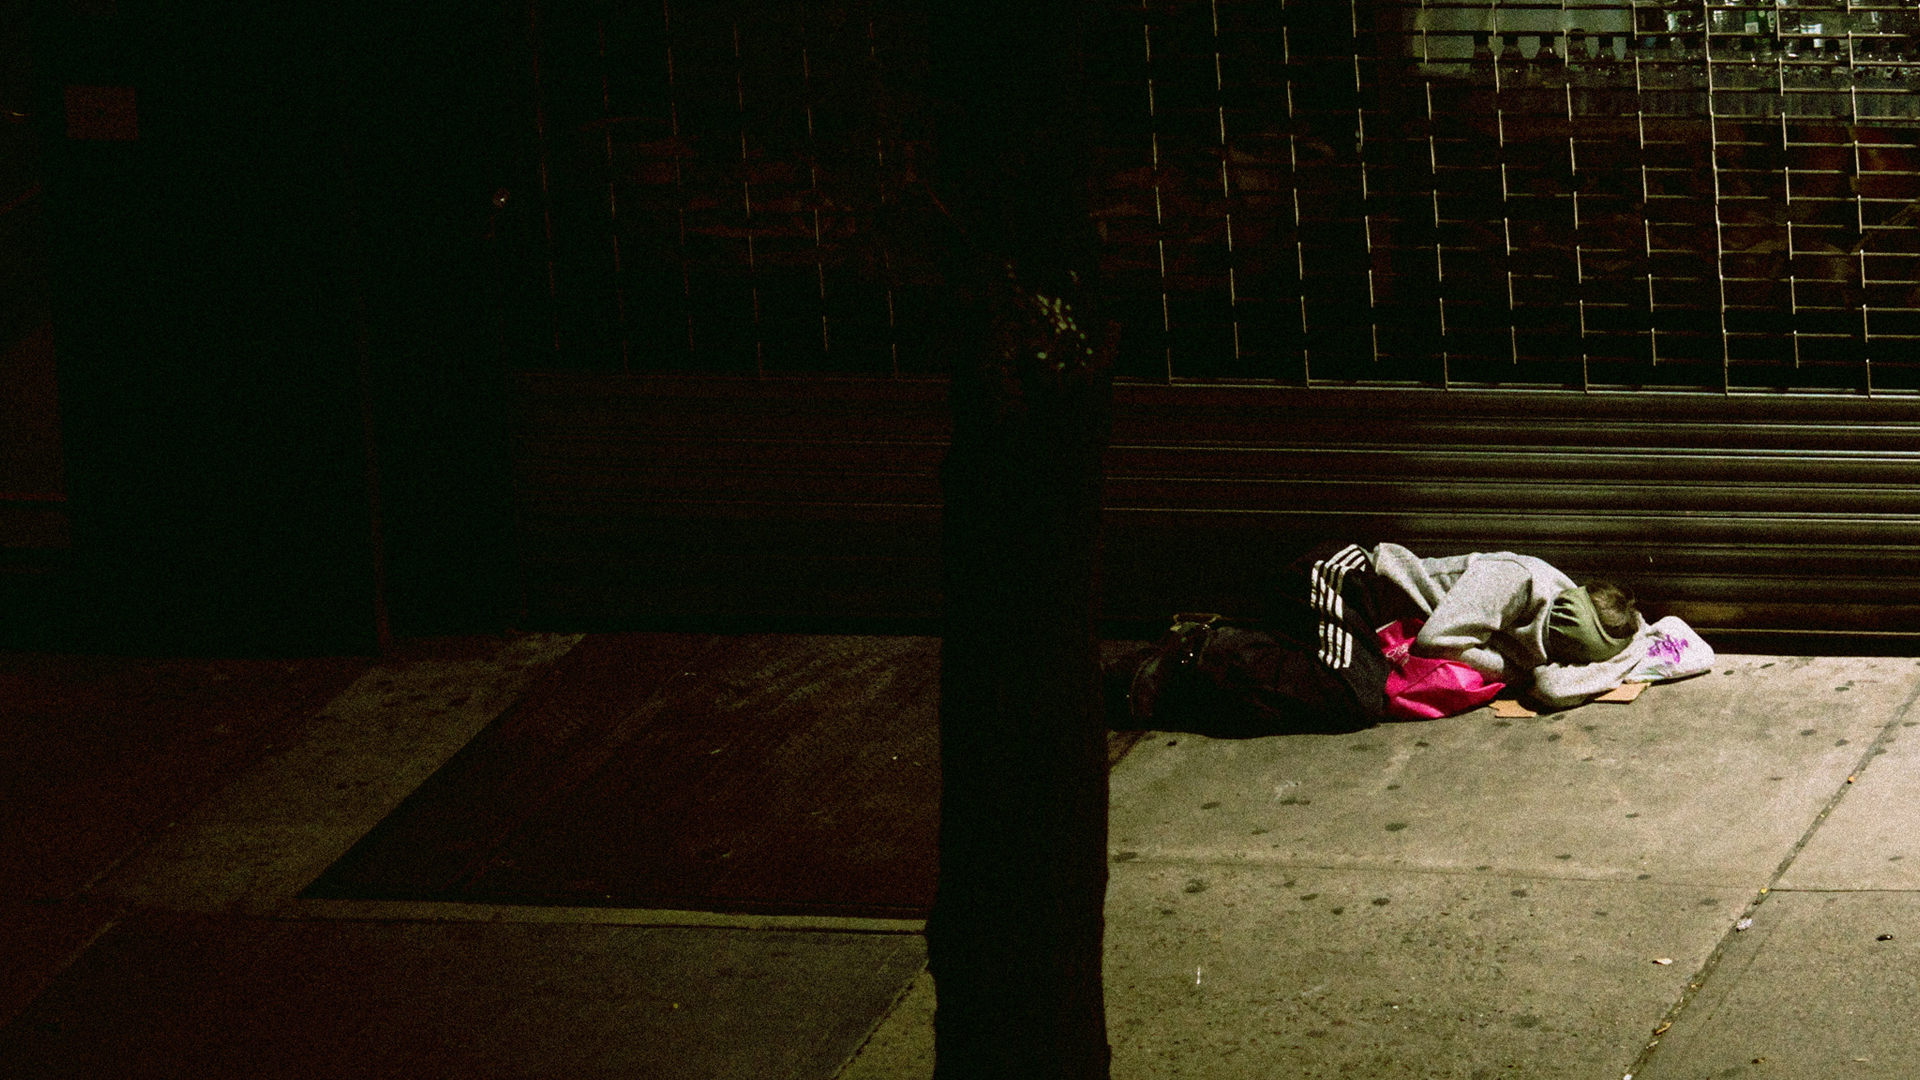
<box><xmin>511</xmin><ymin>375</ymin><xmax>1920</xmax><ymax>638</ymax></box>
<box><xmin>504</xmin><ymin>1</ymin><xmax>1920</xmax><ymax>639</ymax></box>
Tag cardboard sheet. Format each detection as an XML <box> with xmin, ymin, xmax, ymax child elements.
<box><xmin>1487</xmin><ymin>680</ymin><xmax>1646</xmax><ymax>718</ymax></box>
<box><xmin>1595</xmin><ymin>681</ymin><xmax>1649</xmax><ymax>703</ymax></box>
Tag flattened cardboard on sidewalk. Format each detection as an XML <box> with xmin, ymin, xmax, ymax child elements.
<box><xmin>1489</xmin><ymin>680</ymin><xmax>1648</xmax><ymax>717</ymax></box>
<box><xmin>1597</xmin><ymin>681</ymin><xmax>1649</xmax><ymax>703</ymax></box>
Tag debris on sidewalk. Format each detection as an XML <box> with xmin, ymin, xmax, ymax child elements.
<box><xmin>1735</xmin><ymin>918</ymin><xmax>1754</xmax><ymax>931</ymax></box>
<box><xmin>1490</xmin><ymin>699</ymin><xmax>1537</xmax><ymax>718</ymax></box>
<box><xmin>1652</xmin><ymin>957</ymin><xmax>1673</xmax><ymax>965</ymax></box>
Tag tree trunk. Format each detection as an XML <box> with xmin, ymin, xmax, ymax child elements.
<box><xmin>925</xmin><ymin>1</ymin><xmax>1115</xmax><ymax>1076</ymax></box>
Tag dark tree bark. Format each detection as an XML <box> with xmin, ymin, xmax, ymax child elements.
<box><xmin>925</xmin><ymin>1</ymin><xmax>1116</xmax><ymax>1076</ymax></box>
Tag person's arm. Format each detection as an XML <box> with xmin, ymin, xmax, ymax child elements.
<box><xmin>1413</xmin><ymin>559</ymin><xmax>1532</xmax><ymax>679</ymax></box>
<box><xmin>1530</xmin><ymin>622</ymin><xmax>1653</xmax><ymax>708</ymax></box>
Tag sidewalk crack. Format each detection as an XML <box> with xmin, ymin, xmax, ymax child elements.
<box><xmin>1621</xmin><ymin>675</ymin><xmax>1920</xmax><ymax>1080</ymax></box>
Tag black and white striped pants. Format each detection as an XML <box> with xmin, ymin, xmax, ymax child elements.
<box><xmin>1152</xmin><ymin>541</ymin><xmax>1392</xmax><ymax>732</ymax></box>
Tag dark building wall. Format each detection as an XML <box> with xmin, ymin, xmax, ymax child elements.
<box><xmin>27</xmin><ymin>2</ymin><xmax>521</xmax><ymax>653</ymax></box>
<box><xmin>333</xmin><ymin>3</ymin><xmax>524</xmax><ymax>641</ymax></box>
<box><xmin>21</xmin><ymin>1</ymin><xmax>1920</xmax><ymax>649</ymax></box>
<box><xmin>0</xmin><ymin>39</ymin><xmax>64</xmax><ymax>559</ymax></box>
<box><xmin>33</xmin><ymin>2</ymin><xmax>375</xmax><ymax>654</ymax></box>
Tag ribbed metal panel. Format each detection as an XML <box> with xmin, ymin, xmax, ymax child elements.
<box><xmin>511</xmin><ymin>374</ymin><xmax>1920</xmax><ymax>635</ymax></box>
<box><xmin>1099</xmin><ymin>384</ymin><xmax>1920</xmax><ymax>633</ymax></box>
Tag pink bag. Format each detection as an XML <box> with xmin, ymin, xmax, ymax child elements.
<box><xmin>1377</xmin><ymin>619</ymin><xmax>1506</xmax><ymax>720</ymax></box>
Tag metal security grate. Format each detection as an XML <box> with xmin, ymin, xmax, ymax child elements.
<box><xmin>516</xmin><ymin>0</ymin><xmax>1920</xmax><ymax>391</ymax></box>
<box><xmin>1101</xmin><ymin>0</ymin><xmax>1920</xmax><ymax>389</ymax></box>
<box><xmin>514</xmin><ymin>1</ymin><xmax>937</xmax><ymax>376</ymax></box>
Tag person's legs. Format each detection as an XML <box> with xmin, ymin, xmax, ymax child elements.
<box><xmin>1121</xmin><ymin>542</ymin><xmax>1391</xmax><ymax>733</ymax></box>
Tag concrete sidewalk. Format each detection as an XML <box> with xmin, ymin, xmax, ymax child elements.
<box><xmin>5</xmin><ymin>636</ymin><xmax>1919</xmax><ymax>1078</ymax></box>
<box><xmin>849</xmin><ymin>652</ymin><xmax>1920</xmax><ymax>1080</ymax></box>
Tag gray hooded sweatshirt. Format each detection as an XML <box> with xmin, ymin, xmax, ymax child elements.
<box><xmin>1370</xmin><ymin>543</ymin><xmax>1651</xmax><ymax>708</ymax></box>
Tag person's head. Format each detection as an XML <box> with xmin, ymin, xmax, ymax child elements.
<box><xmin>1545</xmin><ymin>579</ymin><xmax>1639</xmax><ymax>664</ymax></box>
<box><xmin>1586</xmin><ymin>580</ymin><xmax>1638</xmax><ymax>636</ymax></box>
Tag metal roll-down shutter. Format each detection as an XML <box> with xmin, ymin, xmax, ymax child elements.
<box><xmin>504</xmin><ymin>0</ymin><xmax>1920</xmax><ymax>641</ymax></box>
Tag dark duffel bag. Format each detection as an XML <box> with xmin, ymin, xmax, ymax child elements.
<box><xmin>1122</xmin><ymin>542</ymin><xmax>1392</xmax><ymax>735</ymax></box>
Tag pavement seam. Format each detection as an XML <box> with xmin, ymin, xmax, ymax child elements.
<box><xmin>0</xmin><ymin>907</ymin><xmax>128</xmax><ymax>1033</ymax></box>
<box><xmin>1620</xmin><ymin>673</ymin><xmax>1920</xmax><ymax>1080</ymax></box>
<box><xmin>1763</xmin><ymin>886</ymin><xmax>1920</xmax><ymax>893</ymax></box>
<box><xmin>274</xmin><ymin>897</ymin><xmax>926</xmax><ymax>934</ymax></box>
<box><xmin>832</xmin><ymin>963</ymin><xmax>932</xmax><ymax>1080</ymax></box>
<box><xmin>1103</xmin><ymin>855</ymin><xmax>1745</xmax><ymax>890</ymax></box>
<box><xmin>82</xmin><ymin>634</ymin><xmax>583</xmax><ymax>916</ymax></box>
